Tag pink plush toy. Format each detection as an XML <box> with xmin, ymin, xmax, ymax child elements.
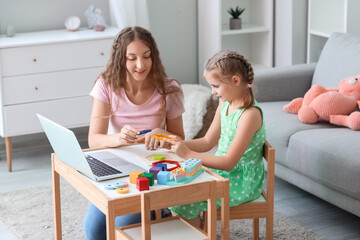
<box><xmin>284</xmin><ymin>74</ymin><xmax>360</xmax><ymax>130</ymax></box>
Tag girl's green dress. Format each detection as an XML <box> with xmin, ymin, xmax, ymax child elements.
<box><xmin>169</xmin><ymin>100</ymin><xmax>266</xmax><ymax>219</ymax></box>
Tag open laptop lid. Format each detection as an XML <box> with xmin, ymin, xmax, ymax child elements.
<box><xmin>36</xmin><ymin>113</ymin><xmax>95</xmax><ymax>180</ymax></box>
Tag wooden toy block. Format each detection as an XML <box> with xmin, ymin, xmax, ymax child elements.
<box><xmin>157</xmin><ymin>171</ymin><xmax>170</xmax><ymax>185</ymax></box>
<box><xmin>115</xmin><ymin>187</ymin><xmax>129</xmax><ymax>194</ymax></box>
<box><xmin>171</xmin><ymin>168</ymin><xmax>186</xmax><ymax>183</ymax></box>
<box><xmin>149</xmin><ymin>166</ymin><xmax>162</xmax><ymax>180</ymax></box>
<box><xmin>155</xmin><ymin>163</ymin><xmax>167</xmax><ymax>171</ymax></box>
<box><xmin>136</xmin><ymin>177</ymin><xmax>149</xmax><ymax>191</ymax></box>
<box><xmin>130</xmin><ymin>171</ymin><xmax>144</xmax><ymax>184</ymax></box>
<box><xmin>152</xmin><ymin>160</ymin><xmax>180</xmax><ymax>171</ymax></box>
<box><xmin>111</xmin><ymin>181</ymin><xmax>128</xmax><ymax>189</ymax></box>
<box><xmin>167</xmin><ymin>158</ymin><xmax>204</xmax><ymax>186</ymax></box>
<box><xmin>151</xmin><ymin>154</ymin><xmax>165</xmax><ymax>160</ymax></box>
<box><xmin>141</xmin><ymin>172</ymin><xmax>154</xmax><ymax>186</ymax></box>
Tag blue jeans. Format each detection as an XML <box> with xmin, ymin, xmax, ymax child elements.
<box><xmin>84</xmin><ymin>203</ymin><xmax>169</xmax><ymax>240</ymax></box>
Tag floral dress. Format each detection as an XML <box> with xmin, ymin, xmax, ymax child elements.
<box><xmin>169</xmin><ymin>100</ymin><xmax>266</xmax><ymax>219</ymax></box>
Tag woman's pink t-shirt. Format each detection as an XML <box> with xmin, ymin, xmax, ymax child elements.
<box><xmin>90</xmin><ymin>77</ymin><xmax>184</xmax><ymax>134</ymax></box>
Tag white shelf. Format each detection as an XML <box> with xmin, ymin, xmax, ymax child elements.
<box><xmin>221</xmin><ymin>23</ymin><xmax>270</xmax><ymax>35</ymax></box>
<box><xmin>307</xmin><ymin>0</ymin><xmax>360</xmax><ymax>63</ymax></box>
<box><xmin>198</xmin><ymin>0</ymin><xmax>273</xmax><ymax>82</ymax></box>
<box><xmin>0</xmin><ymin>27</ymin><xmax>120</xmax><ymax>48</ymax></box>
<box><xmin>309</xmin><ymin>29</ymin><xmax>344</xmax><ymax>38</ymax></box>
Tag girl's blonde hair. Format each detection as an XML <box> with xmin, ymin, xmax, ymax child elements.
<box><xmin>98</xmin><ymin>26</ymin><xmax>183</xmax><ymax>125</ymax></box>
<box><xmin>205</xmin><ymin>50</ymin><xmax>255</xmax><ymax>109</ymax></box>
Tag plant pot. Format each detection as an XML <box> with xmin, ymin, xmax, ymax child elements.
<box><xmin>230</xmin><ymin>18</ymin><xmax>241</xmax><ymax>30</ymax></box>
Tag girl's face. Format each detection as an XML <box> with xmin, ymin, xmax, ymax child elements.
<box><xmin>204</xmin><ymin>70</ymin><xmax>237</xmax><ymax>102</ymax></box>
<box><xmin>126</xmin><ymin>39</ymin><xmax>152</xmax><ymax>82</ymax></box>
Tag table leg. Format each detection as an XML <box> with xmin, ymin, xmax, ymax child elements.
<box><xmin>207</xmin><ymin>181</ymin><xmax>217</xmax><ymax>240</ymax></box>
<box><xmin>221</xmin><ymin>180</ymin><xmax>230</xmax><ymax>240</ymax></box>
<box><xmin>106</xmin><ymin>201</ymin><xmax>116</xmax><ymax>240</ymax></box>
<box><xmin>6</xmin><ymin>137</ymin><xmax>12</xmax><ymax>172</ymax></box>
<box><xmin>52</xmin><ymin>160</ymin><xmax>62</xmax><ymax>240</ymax></box>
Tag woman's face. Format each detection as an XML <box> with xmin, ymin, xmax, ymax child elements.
<box><xmin>125</xmin><ymin>39</ymin><xmax>152</xmax><ymax>82</ymax></box>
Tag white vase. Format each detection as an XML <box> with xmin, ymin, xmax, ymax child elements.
<box><xmin>230</xmin><ymin>18</ymin><xmax>241</xmax><ymax>30</ymax></box>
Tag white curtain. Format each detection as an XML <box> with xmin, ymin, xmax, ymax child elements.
<box><xmin>109</xmin><ymin>0</ymin><xmax>150</xmax><ymax>30</ymax></box>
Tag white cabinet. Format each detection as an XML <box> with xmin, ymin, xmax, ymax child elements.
<box><xmin>307</xmin><ymin>0</ymin><xmax>360</xmax><ymax>63</ymax></box>
<box><xmin>198</xmin><ymin>0</ymin><xmax>273</xmax><ymax>80</ymax></box>
<box><xmin>0</xmin><ymin>27</ymin><xmax>119</xmax><ymax>171</ymax></box>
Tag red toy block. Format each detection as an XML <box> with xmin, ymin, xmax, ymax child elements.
<box><xmin>152</xmin><ymin>160</ymin><xmax>180</xmax><ymax>171</ymax></box>
<box><xmin>136</xmin><ymin>177</ymin><xmax>149</xmax><ymax>191</ymax></box>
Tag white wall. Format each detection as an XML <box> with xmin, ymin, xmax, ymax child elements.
<box><xmin>148</xmin><ymin>0</ymin><xmax>198</xmax><ymax>84</ymax></box>
<box><xmin>0</xmin><ymin>0</ymin><xmax>111</xmax><ymax>34</ymax></box>
<box><xmin>0</xmin><ymin>0</ymin><xmax>198</xmax><ymax>84</ymax></box>
<box><xmin>275</xmin><ymin>0</ymin><xmax>307</xmax><ymax>67</ymax></box>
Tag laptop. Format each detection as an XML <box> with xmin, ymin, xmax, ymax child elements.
<box><xmin>37</xmin><ymin>114</ymin><xmax>147</xmax><ymax>181</ymax></box>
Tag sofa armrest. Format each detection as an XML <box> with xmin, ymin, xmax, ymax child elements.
<box><xmin>254</xmin><ymin>63</ymin><xmax>316</xmax><ymax>102</ymax></box>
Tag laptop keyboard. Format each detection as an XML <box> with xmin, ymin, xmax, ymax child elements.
<box><xmin>85</xmin><ymin>155</ymin><xmax>122</xmax><ymax>177</ymax></box>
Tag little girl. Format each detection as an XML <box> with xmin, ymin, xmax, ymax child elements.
<box><xmin>164</xmin><ymin>50</ymin><xmax>266</xmax><ymax>225</ymax></box>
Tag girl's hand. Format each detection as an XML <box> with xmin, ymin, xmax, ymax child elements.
<box><xmin>162</xmin><ymin>136</ymin><xmax>191</xmax><ymax>159</ymax></box>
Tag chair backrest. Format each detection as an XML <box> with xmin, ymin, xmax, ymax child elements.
<box><xmin>141</xmin><ymin>180</ymin><xmax>218</xmax><ymax>239</ymax></box>
<box><xmin>214</xmin><ymin>140</ymin><xmax>275</xmax><ymax>220</ymax></box>
<box><xmin>263</xmin><ymin>140</ymin><xmax>275</xmax><ymax>207</ymax></box>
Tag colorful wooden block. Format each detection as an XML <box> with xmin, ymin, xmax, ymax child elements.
<box><xmin>111</xmin><ymin>181</ymin><xmax>128</xmax><ymax>189</ymax></box>
<box><xmin>136</xmin><ymin>177</ymin><xmax>149</xmax><ymax>191</ymax></box>
<box><xmin>141</xmin><ymin>172</ymin><xmax>154</xmax><ymax>186</ymax></box>
<box><xmin>130</xmin><ymin>171</ymin><xmax>144</xmax><ymax>184</ymax></box>
<box><xmin>115</xmin><ymin>187</ymin><xmax>129</xmax><ymax>194</ymax></box>
<box><xmin>155</xmin><ymin>163</ymin><xmax>167</xmax><ymax>171</ymax></box>
<box><xmin>149</xmin><ymin>166</ymin><xmax>162</xmax><ymax>180</ymax></box>
<box><xmin>157</xmin><ymin>171</ymin><xmax>170</xmax><ymax>185</ymax></box>
<box><xmin>152</xmin><ymin>154</ymin><xmax>165</xmax><ymax>160</ymax></box>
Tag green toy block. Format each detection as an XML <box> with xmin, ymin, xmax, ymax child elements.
<box><xmin>152</xmin><ymin>154</ymin><xmax>165</xmax><ymax>160</ymax></box>
<box><xmin>141</xmin><ymin>172</ymin><xmax>154</xmax><ymax>186</ymax></box>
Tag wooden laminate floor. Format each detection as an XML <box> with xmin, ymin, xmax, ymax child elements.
<box><xmin>0</xmin><ymin>133</ymin><xmax>359</xmax><ymax>240</ymax></box>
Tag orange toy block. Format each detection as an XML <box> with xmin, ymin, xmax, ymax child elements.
<box><xmin>130</xmin><ymin>171</ymin><xmax>144</xmax><ymax>184</ymax></box>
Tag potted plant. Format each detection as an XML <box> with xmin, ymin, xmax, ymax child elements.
<box><xmin>228</xmin><ymin>6</ymin><xmax>245</xmax><ymax>30</ymax></box>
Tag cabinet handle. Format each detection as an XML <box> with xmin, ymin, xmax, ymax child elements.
<box><xmin>100</xmin><ymin>52</ymin><xmax>104</xmax><ymax>56</ymax></box>
<box><xmin>34</xmin><ymin>87</ymin><xmax>38</xmax><ymax>90</ymax></box>
<box><xmin>33</xmin><ymin>58</ymin><xmax>37</xmax><ymax>62</ymax></box>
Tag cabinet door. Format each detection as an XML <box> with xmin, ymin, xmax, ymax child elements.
<box><xmin>3</xmin><ymin>96</ymin><xmax>92</xmax><ymax>136</ymax></box>
<box><xmin>3</xmin><ymin>67</ymin><xmax>102</xmax><ymax>105</ymax></box>
<box><xmin>0</xmin><ymin>39</ymin><xmax>112</xmax><ymax>77</ymax></box>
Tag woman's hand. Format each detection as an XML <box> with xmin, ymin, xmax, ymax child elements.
<box><xmin>136</xmin><ymin>128</ymin><xmax>175</xmax><ymax>150</ymax></box>
<box><xmin>136</xmin><ymin>128</ymin><xmax>162</xmax><ymax>150</ymax></box>
<box><xmin>115</xmin><ymin>124</ymin><xmax>139</xmax><ymax>145</ymax></box>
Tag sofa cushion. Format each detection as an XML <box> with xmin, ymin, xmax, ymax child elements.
<box><xmin>286</xmin><ymin>128</ymin><xmax>360</xmax><ymax>199</ymax></box>
<box><xmin>312</xmin><ymin>32</ymin><xmax>360</xmax><ymax>88</ymax></box>
<box><xmin>260</xmin><ymin>101</ymin><xmax>338</xmax><ymax>166</ymax></box>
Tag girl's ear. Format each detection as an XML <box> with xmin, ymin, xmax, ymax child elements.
<box><xmin>231</xmin><ymin>75</ymin><xmax>241</xmax><ymax>86</ymax></box>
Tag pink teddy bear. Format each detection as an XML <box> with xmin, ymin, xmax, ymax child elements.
<box><xmin>284</xmin><ymin>74</ymin><xmax>360</xmax><ymax>130</ymax></box>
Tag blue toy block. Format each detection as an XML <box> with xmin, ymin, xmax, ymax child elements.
<box><xmin>157</xmin><ymin>171</ymin><xmax>170</xmax><ymax>185</ymax></box>
<box><xmin>149</xmin><ymin>166</ymin><xmax>162</xmax><ymax>180</ymax></box>
<box><xmin>155</xmin><ymin>163</ymin><xmax>167</xmax><ymax>171</ymax></box>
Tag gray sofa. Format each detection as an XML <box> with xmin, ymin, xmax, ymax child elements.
<box><xmin>253</xmin><ymin>33</ymin><xmax>360</xmax><ymax>217</ymax></box>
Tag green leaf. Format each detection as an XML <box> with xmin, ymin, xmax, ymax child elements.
<box><xmin>227</xmin><ymin>6</ymin><xmax>245</xmax><ymax>19</ymax></box>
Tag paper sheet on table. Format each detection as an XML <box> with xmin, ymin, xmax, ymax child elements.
<box><xmin>115</xmin><ymin>144</ymin><xmax>185</xmax><ymax>166</ymax></box>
